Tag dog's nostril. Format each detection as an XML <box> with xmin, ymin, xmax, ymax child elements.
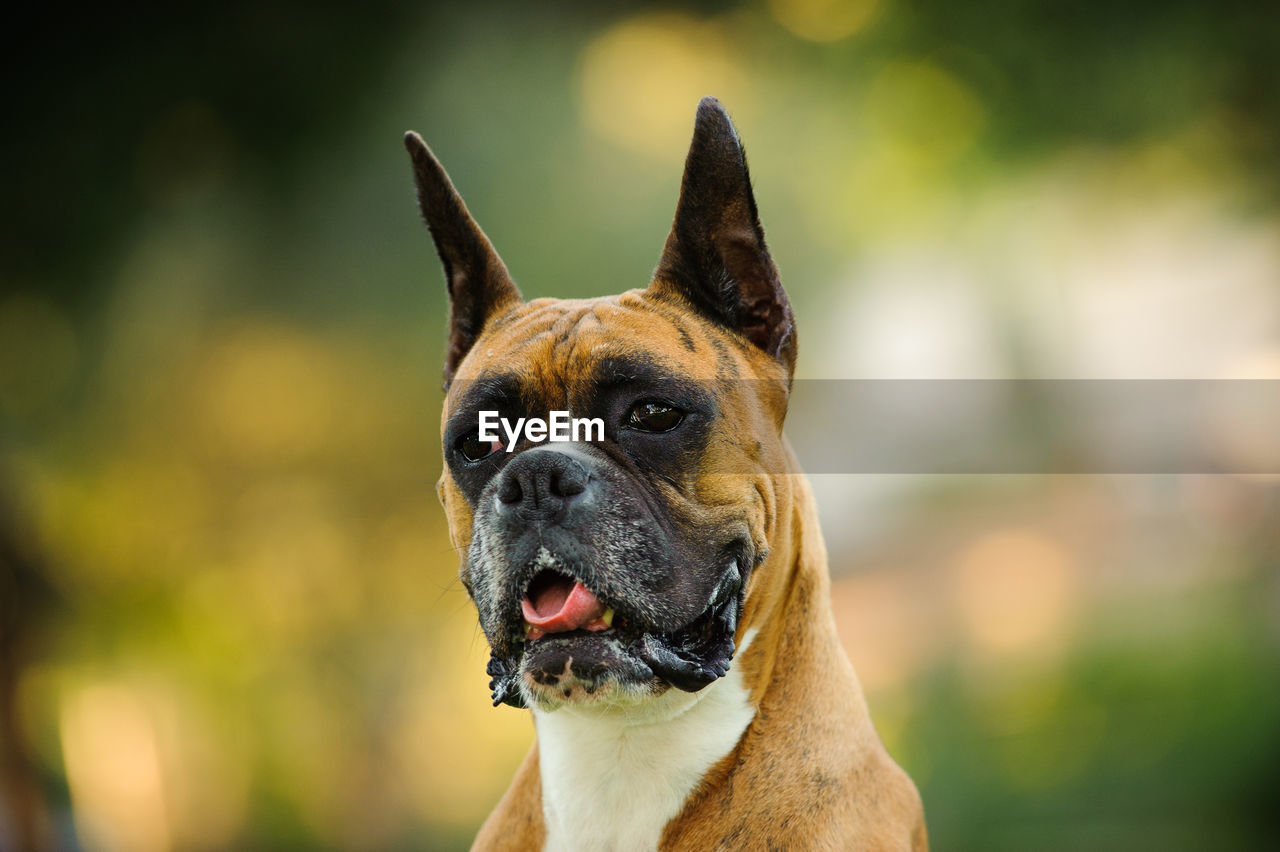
<box><xmin>550</xmin><ymin>469</ymin><xmax>586</xmax><ymax>499</ymax></box>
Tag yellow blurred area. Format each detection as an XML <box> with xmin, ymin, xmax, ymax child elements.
<box><xmin>195</xmin><ymin>324</ymin><xmax>345</xmax><ymax>464</ymax></box>
<box><xmin>952</xmin><ymin>530</ymin><xmax>1078</xmax><ymax>660</ymax></box>
<box><xmin>60</xmin><ymin>685</ymin><xmax>171</xmax><ymax>852</ymax></box>
<box><xmin>57</xmin><ymin>680</ymin><xmax>250</xmax><ymax>852</ymax></box>
<box><xmin>17</xmin><ymin>433</ymin><xmax>533</xmax><ymax>844</ymax></box>
<box><xmin>578</xmin><ymin>13</ymin><xmax>751</xmax><ymax>159</ymax></box>
<box><xmin>23</xmin><ymin>459</ymin><xmax>209</xmax><ymax>588</ymax></box>
<box><xmin>3</xmin><ymin>299</ymin><xmax>546</xmax><ymax>844</ymax></box>
<box><xmin>392</xmin><ymin>611</ymin><xmax>532</xmax><ymax>829</ymax></box>
<box><xmin>864</xmin><ymin>60</ymin><xmax>985</xmax><ymax>165</ymax></box>
<box><xmin>768</xmin><ymin>0</ymin><xmax>881</xmax><ymax>43</ymax></box>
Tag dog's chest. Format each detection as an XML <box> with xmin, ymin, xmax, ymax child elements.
<box><xmin>532</xmin><ymin>641</ymin><xmax>756</xmax><ymax>852</ymax></box>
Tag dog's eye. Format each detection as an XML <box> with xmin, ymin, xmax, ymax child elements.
<box><xmin>626</xmin><ymin>401</ymin><xmax>683</xmax><ymax>433</ymax></box>
<box><xmin>457</xmin><ymin>432</ymin><xmax>500</xmax><ymax>461</ymax></box>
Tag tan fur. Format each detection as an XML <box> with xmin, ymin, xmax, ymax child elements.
<box><xmin>445</xmin><ymin>290</ymin><xmax>926</xmax><ymax>850</ymax></box>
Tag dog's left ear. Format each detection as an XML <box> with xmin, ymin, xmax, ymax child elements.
<box><xmin>649</xmin><ymin>97</ymin><xmax>796</xmax><ymax>376</ymax></box>
<box><xmin>405</xmin><ymin>131</ymin><xmax>522</xmax><ymax>388</ymax></box>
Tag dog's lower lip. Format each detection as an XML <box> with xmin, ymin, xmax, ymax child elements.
<box><xmin>525</xmin><ymin>624</ymin><xmax>613</xmax><ymax>643</ymax></box>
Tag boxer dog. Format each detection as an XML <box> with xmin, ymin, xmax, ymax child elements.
<box><xmin>405</xmin><ymin>98</ymin><xmax>926</xmax><ymax>851</ymax></box>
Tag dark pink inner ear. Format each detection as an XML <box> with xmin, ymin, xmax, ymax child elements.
<box><xmin>739</xmin><ymin>297</ymin><xmax>790</xmax><ymax>356</ymax></box>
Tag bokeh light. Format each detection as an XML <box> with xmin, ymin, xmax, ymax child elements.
<box><xmin>768</xmin><ymin>0</ymin><xmax>881</xmax><ymax>43</ymax></box>
<box><xmin>578</xmin><ymin>13</ymin><xmax>751</xmax><ymax>158</ymax></box>
<box><xmin>953</xmin><ymin>530</ymin><xmax>1078</xmax><ymax>659</ymax></box>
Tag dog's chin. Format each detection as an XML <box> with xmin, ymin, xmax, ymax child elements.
<box><xmin>518</xmin><ymin>632</ymin><xmax>666</xmax><ymax>709</ymax></box>
<box><xmin>485</xmin><ymin>588</ymin><xmax>743</xmax><ymax>710</ymax></box>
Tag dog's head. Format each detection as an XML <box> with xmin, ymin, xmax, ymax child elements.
<box><xmin>407</xmin><ymin>99</ymin><xmax>797</xmax><ymax>710</ymax></box>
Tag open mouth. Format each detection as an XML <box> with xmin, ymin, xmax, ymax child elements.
<box><xmin>520</xmin><ymin>570</ymin><xmax>616</xmax><ymax>641</ymax></box>
<box><xmin>485</xmin><ymin>560</ymin><xmax>746</xmax><ymax>709</ymax></box>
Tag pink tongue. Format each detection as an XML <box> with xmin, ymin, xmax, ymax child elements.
<box><xmin>522</xmin><ymin>578</ymin><xmax>606</xmax><ymax>633</ymax></box>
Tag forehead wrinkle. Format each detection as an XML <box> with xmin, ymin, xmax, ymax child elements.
<box><xmin>564</xmin><ymin>305</ymin><xmax>716</xmax><ymax>384</ymax></box>
<box><xmin>468</xmin><ymin>294</ymin><xmax>723</xmax><ymax>411</ymax></box>
<box><xmin>498</xmin><ymin>303</ymin><xmax>562</xmax><ymax>340</ymax></box>
<box><xmin>515</xmin><ymin>304</ymin><xmax>587</xmax><ymax>409</ymax></box>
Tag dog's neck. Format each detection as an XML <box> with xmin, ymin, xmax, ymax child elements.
<box><xmin>532</xmin><ymin>627</ymin><xmax>757</xmax><ymax>852</ymax></box>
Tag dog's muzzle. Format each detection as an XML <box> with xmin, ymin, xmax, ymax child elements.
<box><xmin>469</xmin><ymin>445</ymin><xmax>754</xmax><ymax>708</ymax></box>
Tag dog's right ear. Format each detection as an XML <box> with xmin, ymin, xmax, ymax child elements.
<box><xmin>405</xmin><ymin>131</ymin><xmax>521</xmax><ymax>388</ymax></box>
<box><xmin>648</xmin><ymin>98</ymin><xmax>796</xmax><ymax>378</ymax></box>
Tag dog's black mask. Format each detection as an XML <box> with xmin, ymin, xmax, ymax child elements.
<box><xmin>445</xmin><ymin>371</ymin><xmax>757</xmax><ymax>708</ymax></box>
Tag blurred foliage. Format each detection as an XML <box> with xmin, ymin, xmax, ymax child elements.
<box><xmin>7</xmin><ymin>0</ymin><xmax>1280</xmax><ymax>310</ymax></box>
<box><xmin>904</xmin><ymin>587</ymin><xmax>1280</xmax><ymax>849</ymax></box>
<box><xmin>3</xmin><ymin>0</ymin><xmax>1280</xmax><ymax>850</ymax></box>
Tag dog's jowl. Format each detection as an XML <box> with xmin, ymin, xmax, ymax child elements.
<box><xmin>406</xmin><ymin>98</ymin><xmax>927</xmax><ymax>851</ymax></box>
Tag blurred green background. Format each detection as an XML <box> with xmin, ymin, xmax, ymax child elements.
<box><xmin>3</xmin><ymin>0</ymin><xmax>1279</xmax><ymax>849</ymax></box>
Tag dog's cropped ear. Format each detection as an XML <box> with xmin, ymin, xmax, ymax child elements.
<box><xmin>405</xmin><ymin>131</ymin><xmax>522</xmax><ymax>387</ymax></box>
<box><xmin>649</xmin><ymin>97</ymin><xmax>796</xmax><ymax>375</ymax></box>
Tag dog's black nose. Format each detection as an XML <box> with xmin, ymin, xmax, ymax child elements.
<box><xmin>495</xmin><ymin>447</ymin><xmax>592</xmax><ymax>522</ymax></box>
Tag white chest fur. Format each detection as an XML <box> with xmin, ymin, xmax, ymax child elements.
<box><xmin>532</xmin><ymin>631</ymin><xmax>757</xmax><ymax>852</ymax></box>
